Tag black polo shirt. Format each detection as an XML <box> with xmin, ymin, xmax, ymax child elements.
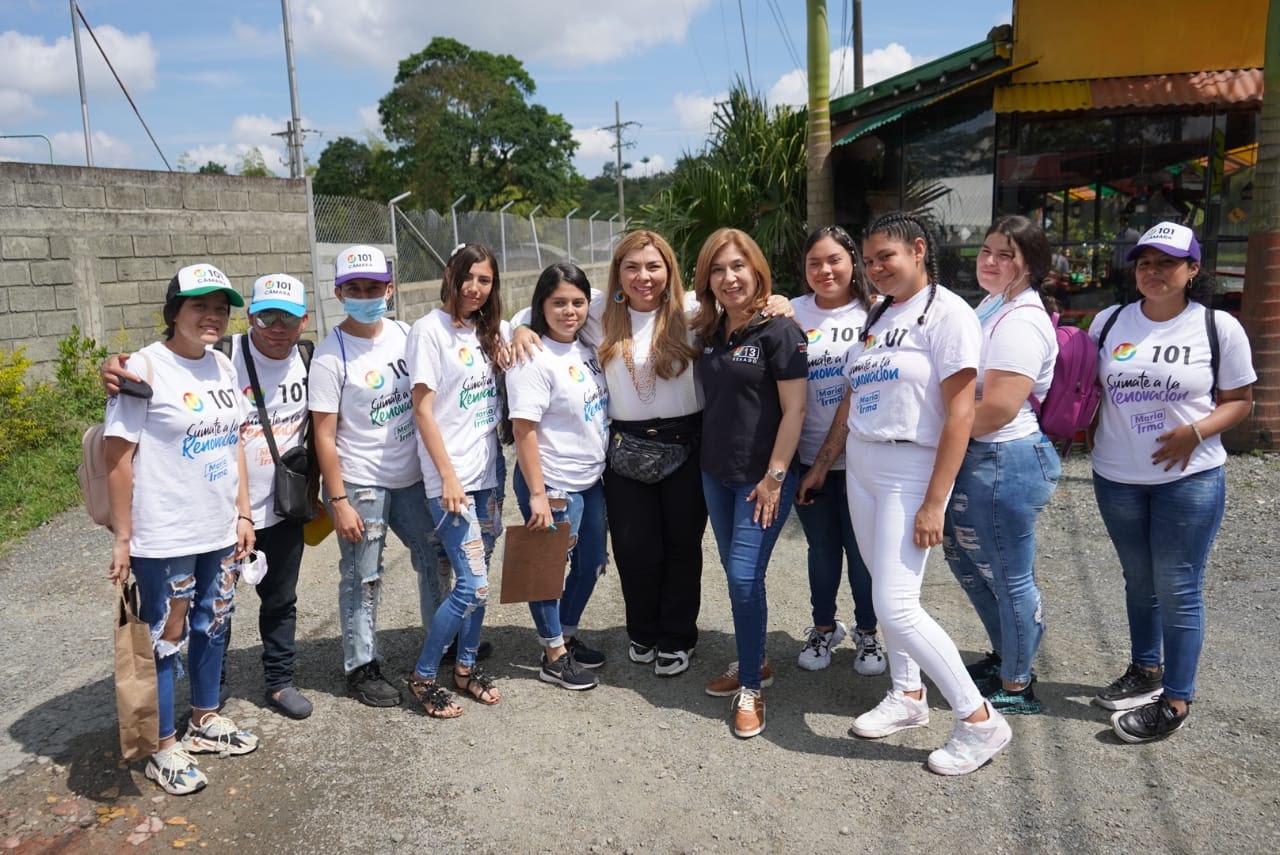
<box><xmin>696</xmin><ymin>314</ymin><xmax>808</xmax><ymax>482</ymax></box>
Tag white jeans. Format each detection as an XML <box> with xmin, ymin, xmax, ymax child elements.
<box><xmin>846</xmin><ymin>438</ymin><xmax>985</xmax><ymax>719</ymax></box>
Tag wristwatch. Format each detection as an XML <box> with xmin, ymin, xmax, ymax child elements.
<box><xmin>767</xmin><ymin>468</ymin><xmax>786</xmax><ymax>483</ymax></box>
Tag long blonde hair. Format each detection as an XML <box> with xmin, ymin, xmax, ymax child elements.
<box><xmin>599</xmin><ymin>231</ymin><xmax>699</xmax><ymax>379</ymax></box>
<box><xmin>692</xmin><ymin>228</ymin><xmax>772</xmax><ymax>341</ymax></box>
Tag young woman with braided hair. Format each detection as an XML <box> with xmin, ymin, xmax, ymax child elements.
<box><xmin>801</xmin><ymin>211</ymin><xmax>1011</xmax><ymax>775</ymax></box>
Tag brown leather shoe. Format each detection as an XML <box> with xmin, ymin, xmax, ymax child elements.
<box><xmin>732</xmin><ymin>689</ymin><xmax>765</xmax><ymax>738</ymax></box>
<box><xmin>705</xmin><ymin>659</ymin><xmax>774</xmax><ymax>697</ymax></box>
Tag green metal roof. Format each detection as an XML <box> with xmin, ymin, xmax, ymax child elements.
<box><xmin>830</xmin><ymin>40</ymin><xmax>998</xmax><ymax>118</ymax></box>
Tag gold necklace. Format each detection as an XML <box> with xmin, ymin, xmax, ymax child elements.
<box><xmin>622</xmin><ymin>340</ymin><xmax>657</xmax><ymax>403</ymax></box>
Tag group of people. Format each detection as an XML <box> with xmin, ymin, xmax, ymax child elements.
<box><xmin>101</xmin><ymin>213</ymin><xmax>1253</xmax><ymax>794</ymax></box>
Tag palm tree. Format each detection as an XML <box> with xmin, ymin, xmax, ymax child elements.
<box><xmin>1228</xmin><ymin>0</ymin><xmax>1279</xmax><ymax>450</ymax></box>
<box><xmin>636</xmin><ymin>82</ymin><xmax>808</xmax><ymax>292</ymax></box>
<box><xmin>807</xmin><ymin>0</ymin><xmax>834</xmax><ymax>230</ymax></box>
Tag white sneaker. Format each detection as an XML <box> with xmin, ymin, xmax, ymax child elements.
<box><xmin>182</xmin><ymin>712</ymin><xmax>260</xmax><ymax>756</ymax></box>
<box><xmin>849</xmin><ymin>688</ymin><xmax>930</xmax><ymax>738</ymax></box>
<box><xmin>852</xmin><ymin>629</ymin><xmax>887</xmax><ymax>676</ymax></box>
<box><xmin>927</xmin><ymin>703</ymin><xmax>1012</xmax><ymax>776</ymax></box>
<box><xmin>797</xmin><ymin>621</ymin><xmax>846</xmax><ymax>671</ymax></box>
<box><xmin>144</xmin><ymin>745</ymin><xmax>207</xmax><ymax>796</ymax></box>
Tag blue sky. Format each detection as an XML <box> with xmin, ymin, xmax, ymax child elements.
<box><xmin>1</xmin><ymin>0</ymin><xmax>1011</xmax><ymax>191</ymax></box>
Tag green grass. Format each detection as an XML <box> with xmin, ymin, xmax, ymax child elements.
<box><xmin>0</xmin><ymin>421</ymin><xmax>90</xmax><ymax>546</ymax></box>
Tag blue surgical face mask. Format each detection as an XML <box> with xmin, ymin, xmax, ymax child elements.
<box><xmin>344</xmin><ymin>296</ymin><xmax>387</xmax><ymax>324</ymax></box>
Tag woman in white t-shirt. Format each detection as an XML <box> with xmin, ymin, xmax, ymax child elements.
<box><xmin>803</xmin><ymin>212</ymin><xmax>1011</xmax><ymax>776</ymax></box>
<box><xmin>792</xmin><ymin>226</ymin><xmax>884</xmax><ymax>678</ymax></box>
<box><xmin>507</xmin><ymin>263</ymin><xmax>610</xmax><ymax>691</ymax></box>
<box><xmin>1087</xmin><ymin>222</ymin><xmax>1255</xmax><ymax>743</ymax></box>
<box><xmin>104</xmin><ymin>264</ymin><xmax>258</xmax><ymax>796</ymax></box>
<box><xmin>942</xmin><ymin>216</ymin><xmax>1061</xmax><ymax>717</ymax></box>
<box><xmin>404</xmin><ymin>243</ymin><xmax>508</xmax><ymax>718</ymax></box>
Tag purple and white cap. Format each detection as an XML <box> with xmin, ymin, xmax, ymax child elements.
<box><xmin>1126</xmin><ymin>222</ymin><xmax>1201</xmax><ymax>263</ymax></box>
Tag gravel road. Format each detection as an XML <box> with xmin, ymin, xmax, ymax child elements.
<box><xmin>1</xmin><ymin>452</ymin><xmax>1278</xmax><ymax>853</ymax></box>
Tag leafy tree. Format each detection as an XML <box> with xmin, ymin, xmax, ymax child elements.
<box><xmin>377</xmin><ymin>37</ymin><xmax>580</xmax><ymax>211</ymax></box>
<box><xmin>198</xmin><ymin>161</ymin><xmax>228</xmax><ymax>175</ymax></box>
<box><xmin>238</xmin><ymin>147</ymin><xmax>275</xmax><ymax>178</ymax></box>
<box><xmin>312</xmin><ymin>135</ymin><xmax>401</xmax><ymax>201</ymax></box>
<box><xmin>636</xmin><ymin>81</ymin><xmax>808</xmax><ymax>293</ymax></box>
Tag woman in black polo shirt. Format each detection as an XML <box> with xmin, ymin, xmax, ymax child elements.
<box><xmin>692</xmin><ymin>228</ymin><xmax>808</xmax><ymax>739</ymax></box>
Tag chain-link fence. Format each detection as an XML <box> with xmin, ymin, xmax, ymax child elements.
<box><xmin>314</xmin><ymin>194</ymin><xmax>623</xmax><ymax>283</ymax></box>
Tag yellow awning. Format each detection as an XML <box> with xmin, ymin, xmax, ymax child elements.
<box><xmin>994</xmin><ymin>80</ymin><xmax>1093</xmax><ymax>113</ymax></box>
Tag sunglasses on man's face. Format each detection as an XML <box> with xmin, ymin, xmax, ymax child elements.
<box><xmin>251</xmin><ymin>310</ymin><xmax>304</xmax><ymax>329</ymax></box>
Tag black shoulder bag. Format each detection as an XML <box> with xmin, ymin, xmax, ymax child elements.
<box><xmin>241</xmin><ymin>336</ymin><xmax>315</xmax><ymax>522</ymax></box>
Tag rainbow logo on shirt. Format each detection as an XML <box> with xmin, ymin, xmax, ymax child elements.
<box><xmin>862</xmin><ymin>334</ymin><xmax>877</xmax><ymax>350</ymax></box>
<box><xmin>241</xmin><ymin>385</ymin><xmax>258</xmax><ymax>399</ymax></box>
<box><xmin>364</xmin><ymin>370</ymin><xmax>386</xmax><ymax>389</ymax></box>
<box><xmin>458</xmin><ymin>347</ymin><xmax>475</xmax><ymax>366</ymax></box>
<box><xmin>806</xmin><ymin>328</ymin><xmax>822</xmax><ymax>344</ymax></box>
<box><xmin>568</xmin><ymin>365</ymin><xmax>586</xmax><ymax>383</ymax></box>
<box><xmin>182</xmin><ymin>392</ymin><xmax>204</xmax><ymax>412</ymax></box>
<box><xmin>1112</xmin><ymin>343</ymin><xmax>1138</xmax><ymax>362</ymax></box>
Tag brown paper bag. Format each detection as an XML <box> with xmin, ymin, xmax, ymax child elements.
<box><xmin>114</xmin><ymin>581</ymin><xmax>159</xmax><ymax>759</ymax></box>
<box><xmin>499</xmin><ymin>524</ymin><xmax>571</xmax><ymax>604</ymax></box>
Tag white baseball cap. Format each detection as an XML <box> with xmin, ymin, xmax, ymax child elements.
<box><xmin>334</xmin><ymin>245</ymin><xmax>392</xmax><ymax>286</ymax></box>
<box><xmin>167</xmin><ymin>264</ymin><xmax>244</xmax><ymax>307</ymax></box>
<box><xmin>1126</xmin><ymin>222</ymin><xmax>1201</xmax><ymax>263</ymax></box>
<box><xmin>249</xmin><ymin>274</ymin><xmax>308</xmax><ymax>316</ymax></box>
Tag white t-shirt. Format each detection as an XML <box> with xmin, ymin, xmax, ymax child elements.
<box><xmin>974</xmin><ymin>289</ymin><xmax>1057</xmax><ymax>444</ymax></box>
<box><xmin>308</xmin><ymin>320</ymin><xmax>420</xmax><ymax>490</ymax></box>
<box><xmin>405</xmin><ymin>309</ymin><xmax>507</xmax><ymax>496</ymax></box>
<box><xmin>227</xmin><ymin>334</ymin><xmax>311</xmax><ymax>528</ymax></box>
<box><xmin>843</xmin><ymin>286</ymin><xmax>981</xmax><ymax>448</ymax></box>
<box><xmin>103</xmin><ymin>342</ymin><xmax>246</xmax><ymax>558</ymax></box>
<box><xmin>603</xmin><ymin>305</ymin><xmax>703</xmax><ymax>420</ymax></box>
<box><xmin>1089</xmin><ymin>301</ymin><xmax>1255</xmax><ymax>484</ymax></box>
<box><xmin>506</xmin><ymin>337</ymin><xmax>610</xmax><ymax>492</ymax></box>
<box><xmin>790</xmin><ymin>294</ymin><xmax>867</xmax><ymax>467</ymax></box>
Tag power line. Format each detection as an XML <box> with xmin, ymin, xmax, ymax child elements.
<box><xmin>764</xmin><ymin>0</ymin><xmax>802</xmax><ymax>71</ymax></box>
<box><xmin>602</xmin><ymin>101</ymin><xmax>639</xmax><ymax>222</ymax></box>
<box><xmin>736</xmin><ymin>0</ymin><xmax>754</xmax><ymax>94</ymax></box>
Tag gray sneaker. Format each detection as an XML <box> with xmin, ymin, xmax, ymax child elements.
<box><xmin>540</xmin><ymin>651</ymin><xmax>598</xmax><ymax>691</ymax></box>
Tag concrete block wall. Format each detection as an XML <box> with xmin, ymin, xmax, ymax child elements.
<box><xmin>0</xmin><ymin>163</ymin><xmax>310</xmax><ymax>375</ymax></box>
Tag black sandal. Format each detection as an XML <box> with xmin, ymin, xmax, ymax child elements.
<box><xmin>405</xmin><ymin>675</ymin><xmax>463</xmax><ymax>719</ymax></box>
<box><xmin>453</xmin><ymin>665</ymin><xmax>501</xmax><ymax>705</ymax></box>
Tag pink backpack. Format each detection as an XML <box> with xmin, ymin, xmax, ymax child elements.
<box><xmin>991</xmin><ymin>308</ymin><xmax>1100</xmax><ymax>452</ymax></box>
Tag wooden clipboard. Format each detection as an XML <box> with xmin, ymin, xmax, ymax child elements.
<box><xmin>499</xmin><ymin>524</ymin><xmax>571</xmax><ymax>604</ymax></box>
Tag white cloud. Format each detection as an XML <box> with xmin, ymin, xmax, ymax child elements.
<box><xmin>50</xmin><ymin>130</ymin><xmax>136</xmax><ymax>168</ymax></box>
<box><xmin>0</xmin><ymin>27</ymin><xmax>156</xmax><ymax>97</ymax></box>
<box><xmin>630</xmin><ymin>155</ymin><xmax>668</xmax><ymax>178</ymax></box>
<box><xmin>765</xmin><ymin>43</ymin><xmax>927</xmax><ymax>108</ymax></box>
<box><xmin>573</xmin><ymin>128</ymin><xmax>615</xmax><ymax>162</ymax></box>
<box><xmin>0</xmin><ymin>89</ymin><xmax>42</xmax><ymax>123</ymax></box>
<box><xmin>291</xmin><ymin>0</ymin><xmax>712</xmax><ymax>69</ymax></box>
<box><xmin>672</xmin><ymin>91</ymin><xmax>722</xmax><ymax>135</ymax></box>
<box><xmin>356</xmin><ymin>105</ymin><xmax>381</xmax><ymax>132</ymax></box>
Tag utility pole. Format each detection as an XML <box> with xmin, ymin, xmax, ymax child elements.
<box><xmin>603</xmin><ymin>101</ymin><xmax>638</xmax><ymax>223</ymax></box>
<box><xmin>280</xmin><ymin>0</ymin><xmax>305</xmax><ymax>178</ymax></box>
<box><xmin>70</xmin><ymin>0</ymin><xmax>93</xmax><ymax>166</ymax></box>
<box><xmin>853</xmin><ymin>0</ymin><xmax>864</xmax><ymax>91</ymax></box>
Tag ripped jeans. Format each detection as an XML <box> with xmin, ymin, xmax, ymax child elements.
<box><xmin>132</xmin><ymin>546</ymin><xmax>237</xmax><ymax>741</ymax></box>
<box><xmin>512</xmin><ymin>467</ymin><xmax>608</xmax><ymax>648</ymax></box>
<box><xmin>414</xmin><ymin>488</ymin><xmax>503</xmax><ymax>680</ymax></box>
<box><xmin>332</xmin><ymin>481</ymin><xmax>447</xmax><ymax>675</ymax></box>
<box><xmin>943</xmin><ymin>435</ymin><xmax>1060</xmax><ymax>686</ymax></box>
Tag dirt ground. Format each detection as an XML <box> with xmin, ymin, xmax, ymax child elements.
<box><xmin>2</xmin><ymin>453</ymin><xmax>1278</xmax><ymax>853</ymax></box>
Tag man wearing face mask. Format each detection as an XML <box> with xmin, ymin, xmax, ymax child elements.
<box><xmin>308</xmin><ymin>245</ymin><xmax>457</xmax><ymax>707</ymax></box>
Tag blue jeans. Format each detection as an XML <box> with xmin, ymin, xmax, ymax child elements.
<box><xmin>331</xmin><ymin>481</ymin><xmax>446</xmax><ymax>674</ymax></box>
<box><xmin>793</xmin><ymin>464</ymin><xmax>875</xmax><ymax>632</ymax></box>
<box><xmin>513</xmin><ymin>467</ymin><xmax>609</xmax><ymax>647</ymax></box>
<box><xmin>1092</xmin><ymin>467</ymin><xmax>1226</xmax><ymax>702</ymax></box>
<box><xmin>702</xmin><ymin>469</ymin><xmax>798</xmax><ymax>690</ymax></box>
<box><xmin>133</xmin><ymin>546</ymin><xmax>236</xmax><ymax>741</ymax></box>
<box><xmin>414</xmin><ymin>489</ymin><xmax>503</xmax><ymax>680</ymax></box>
<box><xmin>943</xmin><ymin>434</ymin><xmax>1060</xmax><ymax>686</ymax></box>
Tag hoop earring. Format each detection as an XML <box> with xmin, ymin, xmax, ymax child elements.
<box><xmin>614</xmin><ymin>290</ymin><xmax>627</xmax><ymax>304</ymax></box>
<box><xmin>662</xmin><ymin>289</ymin><xmax>671</xmax><ymax>303</ymax></box>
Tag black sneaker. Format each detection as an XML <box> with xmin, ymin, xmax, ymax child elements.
<box><xmin>442</xmin><ymin>639</ymin><xmax>494</xmax><ymax>663</ymax></box>
<box><xmin>347</xmin><ymin>661</ymin><xmax>402</xmax><ymax>707</ymax></box>
<box><xmin>965</xmin><ymin>652</ymin><xmax>1002</xmax><ymax>683</ymax></box>
<box><xmin>1112</xmin><ymin>696</ymin><xmax>1189</xmax><ymax>743</ymax></box>
<box><xmin>1093</xmin><ymin>663</ymin><xmax>1163</xmax><ymax>711</ymax></box>
<box><xmin>565</xmin><ymin>636</ymin><xmax>605</xmax><ymax>669</ymax></box>
<box><xmin>539</xmin><ymin>652</ymin><xmax>598</xmax><ymax>691</ymax></box>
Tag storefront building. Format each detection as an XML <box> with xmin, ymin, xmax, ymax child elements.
<box><xmin>829</xmin><ymin>0</ymin><xmax>1265</xmax><ymax>316</ymax></box>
